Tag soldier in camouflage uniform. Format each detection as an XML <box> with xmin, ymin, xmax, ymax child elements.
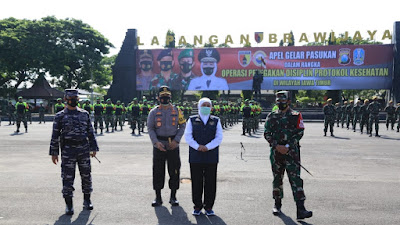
<box><xmin>104</xmin><ymin>99</ymin><xmax>115</xmax><ymax>132</ymax></box>
<box><xmin>264</xmin><ymin>91</ymin><xmax>312</xmax><ymax>220</ymax></box>
<box><xmin>323</xmin><ymin>98</ymin><xmax>336</xmax><ymax>136</ymax></box>
<box><xmin>147</xmin><ymin>86</ymin><xmax>186</xmax><ymax>207</ymax></box>
<box><xmin>352</xmin><ymin>100</ymin><xmax>362</xmax><ymax>132</ymax></box>
<box><xmin>93</xmin><ymin>98</ymin><xmax>104</xmax><ymax>134</ymax></box>
<box><xmin>141</xmin><ymin>100</ymin><xmax>151</xmax><ymax>132</ymax></box>
<box><xmin>346</xmin><ymin>100</ymin><xmax>354</xmax><ymax>129</ymax></box>
<box><xmin>15</xmin><ymin>96</ymin><xmax>29</xmax><ymax>133</ymax></box>
<box><xmin>384</xmin><ymin>100</ymin><xmax>396</xmax><ymax>130</ymax></box>
<box><xmin>341</xmin><ymin>101</ymin><xmax>348</xmax><ymax>128</ymax></box>
<box><xmin>367</xmin><ymin>96</ymin><xmax>381</xmax><ymax>137</ymax></box>
<box><xmin>241</xmin><ymin>99</ymin><xmax>252</xmax><ymax>135</ymax></box>
<box><xmin>114</xmin><ymin>100</ymin><xmax>124</xmax><ymax>131</ymax></box>
<box><xmin>129</xmin><ymin>98</ymin><xmax>142</xmax><ymax>135</ymax></box>
<box><xmin>335</xmin><ymin>103</ymin><xmax>342</xmax><ymax>127</ymax></box>
<box><xmin>49</xmin><ymin>89</ymin><xmax>99</xmax><ymax>215</ymax></box>
<box><xmin>396</xmin><ymin>103</ymin><xmax>400</xmax><ymax>132</ymax></box>
<box><xmin>360</xmin><ymin>99</ymin><xmax>370</xmax><ymax>134</ymax></box>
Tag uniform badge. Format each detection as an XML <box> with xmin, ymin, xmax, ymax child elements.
<box><xmin>254</xmin><ymin>32</ymin><xmax>264</xmax><ymax>43</ymax></box>
<box><xmin>157</xmin><ymin>122</ymin><xmax>162</xmax><ymax>127</ymax></box>
<box><xmin>209</xmin><ymin>121</ymin><xmax>215</xmax><ymax>126</ymax></box>
<box><xmin>238</xmin><ymin>51</ymin><xmax>251</xmax><ymax>67</ymax></box>
<box><xmin>353</xmin><ymin>48</ymin><xmax>365</xmax><ymax>66</ymax></box>
<box><xmin>338</xmin><ymin>48</ymin><xmax>351</xmax><ymax>65</ymax></box>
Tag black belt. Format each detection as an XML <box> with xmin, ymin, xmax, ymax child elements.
<box><xmin>157</xmin><ymin>136</ymin><xmax>175</xmax><ymax>141</ymax></box>
<box><xmin>63</xmin><ymin>139</ymin><xmax>87</xmax><ymax>146</ymax></box>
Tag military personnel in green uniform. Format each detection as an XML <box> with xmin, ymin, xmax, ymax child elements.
<box><xmin>360</xmin><ymin>99</ymin><xmax>370</xmax><ymax>134</ymax></box>
<box><xmin>55</xmin><ymin>98</ymin><xmax>65</xmax><ymax>113</ymax></box>
<box><xmin>140</xmin><ymin>100</ymin><xmax>150</xmax><ymax>132</ymax></box>
<box><xmin>7</xmin><ymin>101</ymin><xmax>15</xmax><ymax>125</ymax></box>
<box><xmin>171</xmin><ymin>49</ymin><xmax>197</xmax><ymax>90</ymax></box>
<box><xmin>39</xmin><ymin>103</ymin><xmax>46</xmax><ymax>124</ymax></box>
<box><xmin>241</xmin><ymin>99</ymin><xmax>252</xmax><ymax>135</ymax></box>
<box><xmin>384</xmin><ymin>100</ymin><xmax>396</xmax><ymax>130</ymax></box>
<box><xmin>335</xmin><ymin>103</ymin><xmax>342</xmax><ymax>127</ymax></box>
<box><xmin>367</xmin><ymin>96</ymin><xmax>381</xmax><ymax>137</ymax></box>
<box><xmin>396</xmin><ymin>103</ymin><xmax>400</xmax><ymax>132</ymax></box>
<box><xmin>323</xmin><ymin>98</ymin><xmax>336</xmax><ymax>136</ymax></box>
<box><xmin>82</xmin><ymin>100</ymin><xmax>93</xmax><ymax>114</ymax></box>
<box><xmin>15</xmin><ymin>96</ymin><xmax>29</xmax><ymax>133</ymax></box>
<box><xmin>129</xmin><ymin>98</ymin><xmax>142</xmax><ymax>135</ymax></box>
<box><xmin>93</xmin><ymin>98</ymin><xmax>104</xmax><ymax>134</ymax></box>
<box><xmin>150</xmin><ymin>49</ymin><xmax>178</xmax><ymax>90</ymax></box>
<box><xmin>346</xmin><ymin>100</ymin><xmax>354</xmax><ymax>129</ymax></box>
<box><xmin>341</xmin><ymin>101</ymin><xmax>348</xmax><ymax>128</ymax></box>
<box><xmin>104</xmin><ymin>99</ymin><xmax>115</xmax><ymax>132</ymax></box>
<box><xmin>26</xmin><ymin>103</ymin><xmax>32</xmax><ymax>124</ymax></box>
<box><xmin>264</xmin><ymin>91</ymin><xmax>312</xmax><ymax>220</ymax></box>
<box><xmin>352</xmin><ymin>100</ymin><xmax>362</xmax><ymax>132</ymax></box>
<box><xmin>147</xmin><ymin>86</ymin><xmax>186</xmax><ymax>207</ymax></box>
<box><xmin>114</xmin><ymin>100</ymin><xmax>124</xmax><ymax>131</ymax></box>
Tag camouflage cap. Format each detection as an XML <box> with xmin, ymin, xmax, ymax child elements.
<box><xmin>178</xmin><ymin>49</ymin><xmax>194</xmax><ymax>61</ymax></box>
<box><xmin>335</xmin><ymin>103</ymin><xmax>340</xmax><ymax>106</ymax></box>
<box><xmin>364</xmin><ymin>99</ymin><xmax>369</xmax><ymax>103</ymax></box>
<box><xmin>117</xmin><ymin>100</ymin><xmax>121</xmax><ymax>103</ymax></box>
<box><xmin>350</xmin><ymin>100</ymin><xmax>354</xmax><ymax>103</ymax></box>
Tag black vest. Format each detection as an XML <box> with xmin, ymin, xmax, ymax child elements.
<box><xmin>189</xmin><ymin>115</ymin><xmax>219</xmax><ymax>164</ymax></box>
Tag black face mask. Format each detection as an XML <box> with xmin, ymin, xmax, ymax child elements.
<box><xmin>67</xmin><ymin>98</ymin><xmax>78</xmax><ymax>107</ymax></box>
<box><xmin>140</xmin><ymin>61</ymin><xmax>153</xmax><ymax>71</ymax></box>
<box><xmin>159</xmin><ymin>96</ymin><xmax>171</xmax><ymax>105</ymax></box>
<box><xmin>278</xmin><ymin>102</ymin><xmax>288</xmax><ymax>110</ymax></box>
<box><xmin>160</xmin><ymin>61</ymin><xmax>173</xmax><ymax>71</ymax></box>
<box><xmin>203</xmin><ymin>67</ymin><xmax>214</xmax><ymax>76</ymax></box>
<box><xmin>180</xmin><ymin>62</ymin><xmax>192</xmax><ymax>73</ymax></box>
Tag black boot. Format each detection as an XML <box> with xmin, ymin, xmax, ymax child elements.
<box><xmin>272</xmin><ymin>199</ymin><xmax>282</xmax><ymax>215</ymax></box>
<box><xmin>83</xmin><ymin>194</ymin><xmax>94</xmax><ymax>210</ymax></box>
<box><xmin>242</xmin><ymin>130</ymin><xmax>246</xmax><ymax>135</ymax></box>
<box><xmin>131</xmin><ymin>129</ymin><xmax>135</xmax><ymax>134</ymax></box>
<box><xmin>25</xmin><ymin>127</ymin><xmax>28</xmax><ymax>133</ymax></box>
<box><xmin>152</xmin><ymin>190</ymin><xmax>162</xmax><ymax>207</ymax></box>
<box><xmin>324</xmin><ymin>131</ymin><xmax>326</xmax><ymax>136</ymax></box>
<box><xmin>296</xmin><ymin>200</ymin><xmax>312</xmax><ymax>220</ymax></box>
<box><xmin>100</xmin><ymin>129</ymin><xmax>103</xmax><ymax>134</ymax></box>
<box><xmin>106</xmin><ymin>128</ymin><xmax>109</xmax><ymax>132</ymax></box>
<box><xmin>331</xmin><ymin>132</ymin><xmax>334</xmax><ymax>137</ymax></box>
<box><xmin>169</xmin><ymin>190</ymin><xmax>179</xmax><ymax>206</ymax></box>
<box><xmin>375</xmin><ymin>132</ymin><xmax>380</xmax><ymax>137</ymax></box>
<box><xmin>64</xmin><ymin>197</ymin><xmax>74</xmax><ymax>215</ymax></box>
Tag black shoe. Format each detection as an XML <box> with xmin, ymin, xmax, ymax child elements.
<box><xmin>16</xmin><ymin>129</ymin><xmax>19</xmax><ymax>133</ymax></box>
<box><xmin>369</xmin><ymin>133</ymin><xmax>372</xmax><ymax>137</ymax></box>
<box><xmin>106</xmin><ymin>128</ymin><xmax>109</xmax><ymax>132</ymax></box>
<box><xmin>64</xmin><ymin>197</ymin><xmax>74</xmax><ymax>215</ymax></box>
<box><xmin>375</xmin><ymin>133</ymin><xmax>380</xmax><ymax>137</ymax></box>
<box><xmin>100</xmin><ymin>129</ymin><xmax>103</xmax><ymax>134</ymax></box>
<box><xmin>131</xmin><ymin>130</ymin><xmax>135</xmax><ymax>134</ymax></box>
<box><xmin>83</xmin><ymin>194</ymin><xmax>94</xmax><ymax>210</ymax></box>
<box><xmin>169</xmin><ymin>197</ymin><xmax>179</xmax><ymax>206</ymax></box>
<box><xmin>152</xmin><ymin>198</ymin><xmax>163</xmax><ymax>207</ymax></box>
<box><xmin>331</xmin><ymin>133</ymin><xmax>335</xmax><ymax>137</ymax></box>
<box><xmin>361</xmin><ymin>131</ymin><xmax>363</xmax><ymax>134</ymax></box>
<box><xmin>272</xmin><ymin>199</ymin><xmax>282</xmax><ymax>216</ymax></box>
<box><xmin>324</xmin><ymin>132</ymin><xmax>326</xmax><ymax>136</ymax></box>
<box><xmin>296</xmin><ymin>200</ymin><xmax>312</xmax><ymax>220</ymax></box>
<box><xmin>353</xmin><ymin>130</ymin><xmax>356</xmax><ymax>132</ymax></box>
<box><xmin>25</xmin><ymin>128</ymin><xmax>27</xmax><ymax>133</ymax></box>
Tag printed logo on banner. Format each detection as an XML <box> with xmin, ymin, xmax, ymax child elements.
<box><xmin>353</xmin><ymin>48</ymin><xmax>365</xmax><ymax>65</ymax></box>
<box><xmin>238</xmin><ymin>51</ymin><xmax>251</xmax><ymax>67</ymax></box>
<box><xmin>338</xmin><ymin>48</ymin><xmax>351</xmax><ymax>65</ymax></box>
<box><xmin>254</xmin><ymin>32</ymin><xmax>264</xmax><ymax>43</ymax></box>
<box><xmin>253</xmin><ymin>51</ymin><xmax>267</xmax><ymax>68</ymax></box>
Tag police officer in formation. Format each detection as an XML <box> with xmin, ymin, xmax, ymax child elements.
<box><xmin>341</xmin><ymin>101</ymin><xmax>348</xmax><ymax>128</ymax></box>
<box><xmin>15</xmin><ymin>96</ymin><xmax>29</xmax><ymax>133</ymax></box>
<box><xmin>384</xmin><ymin>100</ymin><xmax>396</xmax><ymax>130</ymax></box>
<box><xmin>49</xmin><ymin>89</ymin><xmax>99</xmax><ymax>215</ymax></box>
<box><xmin>141</xmin><ymin>100</ymin><xmax>151</xmax><ymax>133</ymax></box>
<box><xmin>93</xmin><ymin>98</ymin><xmax>104</xmax><ymax>134</ymax></box>
<box><xmin>346</xmin><ymin>100</ymin><xmax>354</xmax><ymax>130</ymax></box>
<box><xmin>323</xmin><ymin>98</ymin><xmax>336</xmax><ymax>136</ymax></box>
<box><xmin>264</xmin><ymin>91</ymin><xmax>312</xmax><ymax>220</ymax></box>
<box><xmin>147</xmin><ymin>86</ymin><xmax>186</xmax><ymax>207</ymax></box>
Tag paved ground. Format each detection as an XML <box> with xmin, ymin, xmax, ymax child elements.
<box><xmin>0</xmin><ymin>120</ymin><xmax>400</xmax><ymax>225</ymax></box>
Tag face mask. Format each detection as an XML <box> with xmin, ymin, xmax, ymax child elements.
<box><xmin>67</xmin><ymin>98</ymin><xmax>78</xmax><ymax>107</ymax></box>
<box><xmin>200</xmin><ymin>107</ymin><xmax>211</xmax><ymax>115</ymax></box>
<box><xmin>140</xmin><ymin>61</ymin><xmax>153</xmax><ymax>71</ymax></box>
<box><xmin>278</xmin><ymin>102</ymin><xmax>288</xmax><ymax>110</ymax></box>
<box><xmin>160</xmin><ymin>61</ymin><xmax>172</xmax><ymax>71</ymax></box>
<box><xmin>159</xmin><ymin>96</ymin><xmax>171</xmax><ymax>105</ymax></box>
<box><xmin>180</xmin><ymin>62</ymin><xmax>192</xmax><ymax>73</ymax></box>
<box><xmin>203</xmin><ymin>67</ymin><xmax>214</xmax><ymax>76</ymax></box>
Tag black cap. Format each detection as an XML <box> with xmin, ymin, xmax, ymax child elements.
<box><xmin>159</xmin><ymin>86</ymin><xmax>171</xmax><ymax>95</ymax></box>
<box><xmin>65</xmin><ymin>89</ymin><xmax>78</xmax><ymax>98</ymax></box>
<box><xmin>198</xmin><ymin>48</ymin><xmax>220</xmax><ymax>63</ymax></box>
<box><xmin>157</xmin><ymin>49</ymin><xmax>173</xmax><ymax>61</ymax></box>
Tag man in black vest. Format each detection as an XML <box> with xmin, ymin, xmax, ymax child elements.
<box><xmin>184</xmin><ymin>97</ymin><xmax>223</xmax><ymax>216</ymax></box>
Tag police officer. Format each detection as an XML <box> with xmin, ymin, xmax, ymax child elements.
<box><xmin>264</xmin><ymin>91</ymin><xmax>312</xmax><ymax>220</ymax></box>
<box><xmin>241</xmin><ymin>99</ymin><xmax>252</xmax><ymax>135</ymax></box>
<box><xmin>93</xmin><ymin>98</ymin><xmax>104</xmax><ymax>134</ymax></box>
<box><xmin>323</xmin><ymin>98</ymin><xmax>336</xmax><ymax>136</ymax></box>
<box><xmin>49</xmin><ymin>89</ymin><xmax>99</xmax><ymax>215</ymax></box>
<box><xmin>346</xmin><ymin>100</ymin><xmax>354</xmax><ymax>129</ymax></box>
<box><xmin>367</xmin><ymin>96</ymin><xmax>381</xmax><ymax>137</ymax></box>
<box><xmin>15</xmin><ymin>96</ymin><xmax>28</xmax><ymax>133</ymax></box>
<box><xmin>396</xmin><ymin>103</ymin><xmax>400</xmax><ymax>132</ymax></box>
<box><xmin>140</xmin><ymin>100</ymin><xmax>150</xmax><ymax>132</ymax></box>
<box><xmin>384</xmin><ymin>100</ymin><xmax>396</xmax><ymax>130</ymax></box>
<box><xmin>136</xmin><ymin>50</ymin><xmax>155</xmax><ymax>90</ymax></box>
<box><xmin>55</xmin><ymin>98</ymin><xmax>65</xmax><ymax>113</ymax></box>
<box><xmin>147</xmin><ymin>86</ymin><xmax>186</xmax><ymax>207</ymax></box>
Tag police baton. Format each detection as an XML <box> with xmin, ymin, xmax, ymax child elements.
<box><xmin>238</xmin><ymin>142</ymin><xmax>247</xmax><ymax>161</ymax></box>
<box><xmin>94</xmin><ymin>156</ymin><xmax>101</xmax><ymax>163</ymax></box>
<box><xmin>286</xmin><ymin>151</ymin><xmax>313</xmax><ymax>177</ymax></box>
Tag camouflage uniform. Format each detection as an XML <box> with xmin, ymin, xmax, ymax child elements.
<box><xmin>241</xmin><ymin>102</ymin><xmax>252</xmax><ymax>135</ymax></box>
<box><xmin>345</xmin><ymin>101</ymin><xmax>354</xmax><ymax>129</ymax></box>
<box><xmin>55</xmin><ymin>100</ymin><xmax>65</xmax><ymax>113</ymax></box>
<box><xmin>367</xmin><ymin>99</ymin><xmax>381</xmax><ymax>137</ymax></box>
<box><xmin>141</xmin><ymin>102</ymin><xmax>151</xmax><ymax>132</ymax></box>
<box><xmin>15</xmin><ymin>98</ymin><xmax>28</xmax><ymax>132</ymax></box>
<box><xmin>360</xmin><ymin>100</ymin><xmax>370</xmax><ymax>134</ymax></box>
<box><xmin>341</xmin><ymin>102</ymin><xmax>348</xmax><ymax>128</ymax></box>
<box><xmin>104</xmin><ymin>101</ymin><xmax>115</xmax><ymax>132</ymax></box>
<box><xmin>7</xmin><ymin>102</ymin><xmax>15</xmax><ymax>125</ymax></box>
<box><xmin>39</xmin><ymin>104</ymin><xmax>46</xmax><ymax>124</ymax></box>
<box><xmin>129</xmin><ymin>100</ymin><xmax>142</xmax><ymax>134</ymax></box>
<box><xmin>384</xmin><ymin>103</ymin><xmax>396</xmax><ymax>130</ymax></box>
<box><xmin>93</xmin><ymin>101</ymin><xmax>104</xmax><ymax>134</ymax></box>
<box><xmin>352</xmin><ymin>102</ymin><xmax>362</xmax><ymax>132</ymax></box>
<box><xmin>335</xmin><ymin>103</ymin><xmax>342</xmax><ymax>127</ymax></box>
<box><xmin>114</xmin><ymin>102</ymin><xmax>124</xmax><ymax>131</ymax></box>
<box><xmin>323</xmin><ymin>100</ymin><xmax>335</xmax><ymax>136</ymax></box>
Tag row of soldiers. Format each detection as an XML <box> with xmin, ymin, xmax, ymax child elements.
<box><xmin>211</xmin><ymin>100</ymin><xmax>241</xmax><ymax>129</ymax></box>
<box><xmin>323</xmin><ymin>97</ymin><xmax>400</xmax><ymax>137</ymax></box>
<box><xmin>240</xmin><ymin>100</ymin><xmax>263</xmax><ymax>136</ymax></box>
<box><xmin>1</xmin><ymin>99</ymin><xmax>45</xmax><ymax>127</ymax></box>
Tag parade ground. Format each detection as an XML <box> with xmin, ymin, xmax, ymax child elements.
<box><xmin>0</xmin><ymin>121</ymin><xmax>400</xmax><ymax>225</ymax></box>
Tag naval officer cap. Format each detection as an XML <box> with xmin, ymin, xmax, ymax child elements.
<box><xmin>157</xmin><ymin>49</ymin><xmax>173</xmax><ymax>61</ymax></box>
<box><xmin>178</xmin><ymin>49</ymin><xmax>194</xmax><ymax>60</ymax></box>
<box><xmin>158</xmin><ymin>85</ymin><xmax>171</xmax><ymax>95</ymax></box>
<box><xmin>65</xmin><ymin>89</ymin><xmax>78</xmax><ymax>98</ymax></box>
<box><xmin>198</xmin><ymin>48</ymin><xmax>220</xmax><ymax>63</ymax></box>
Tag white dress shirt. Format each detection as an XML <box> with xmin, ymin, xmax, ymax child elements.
<box><xmin>184</xmin><ymin>116</ymin><xmax>223</xmax><ymax>151</ymax></box>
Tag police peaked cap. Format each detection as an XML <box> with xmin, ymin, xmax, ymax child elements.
<box><xmin>157</xmin><ymin>49</ymin><xmax>173</xmax><ymax>61</ymax></box>
<box><xmin>178</xmin><ymin>49</ymin><xmax>194</xmax><ymax>60</ymax></box>
<box><xmin>139</xmin><ymin>50</ymin><xmax>153</xmax><ymax>60</ymax></box>
<box><xmin>158</xmin><ymin>86</ymin><xmax>171</xmax><ymax>95</ymax></box>
<box><xmin>276</xmin><ymin>91</ymin><xmax>290</xmax><ymax>100</ymax></box>
<box><xmin>65</xmin><ymin>89</ymin><xmax>78</xmax><ymax>98</ymax></box>
<box><xmin>198</xmin><ymin>48</ymin><xmax>220</xmax><ymax>63</ymax></box>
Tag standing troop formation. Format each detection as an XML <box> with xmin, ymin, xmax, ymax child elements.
<box><xmin>324</xmin><ymin>97</ymin><xmax>400</xmax><ymax>137</ymax></box>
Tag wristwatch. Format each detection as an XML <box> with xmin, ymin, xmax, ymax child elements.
<box><xmin>285</xmin><ymin>144</ymin><xmax>289</xmax><ymax>148</ymax></box>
